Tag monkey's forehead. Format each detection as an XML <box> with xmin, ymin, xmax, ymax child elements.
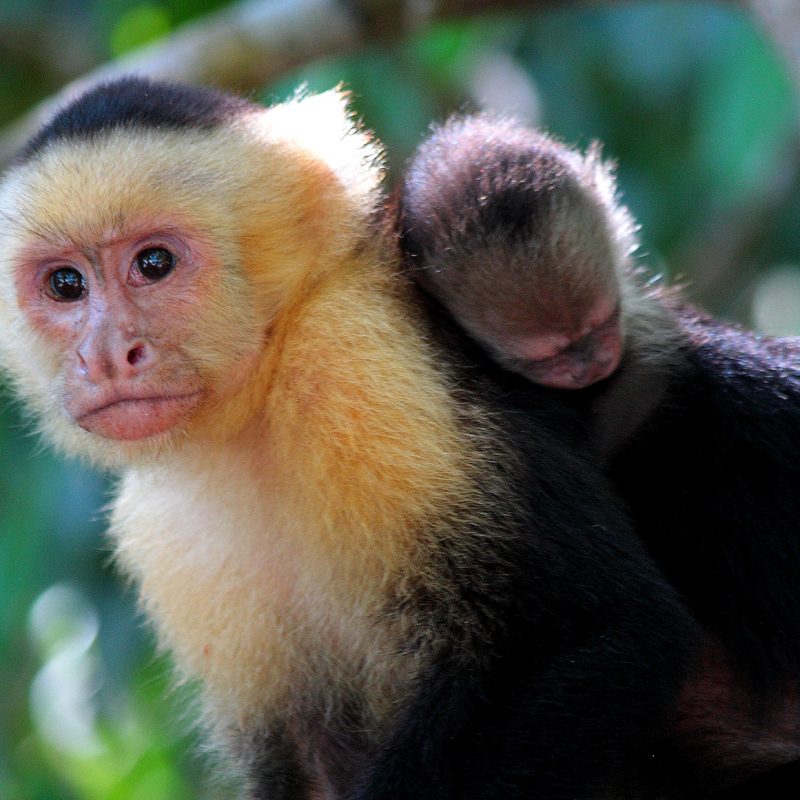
<box><xmin>1</xmin><ymin>126</ymin><xmax>248</xmax><ymax>241</ymax></box>
<box><xmin>0</xmin><ymin>88</ymin><xmax>383</xmax><ymax>246</ymax></box>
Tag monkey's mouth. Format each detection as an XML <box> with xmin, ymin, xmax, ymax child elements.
<box><xmin>77</xmin><ymin>391</ymin><xmax>202</xmax><ymax>441</ymax></box>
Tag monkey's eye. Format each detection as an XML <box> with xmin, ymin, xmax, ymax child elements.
<box><xmin>135</xmin><ymin>247</ymin><xmax>175</xmax><ymax>281</ymax></box>
<box><xmin>48</xmin><ymin>267</ymin><xmax>87</xmax><ymax>301</ymax></box>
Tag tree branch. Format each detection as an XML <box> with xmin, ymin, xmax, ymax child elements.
<box><xmin>0</xmin><ymin>0</ymin><xmax>563</xmax><ymax>168</ymax></box>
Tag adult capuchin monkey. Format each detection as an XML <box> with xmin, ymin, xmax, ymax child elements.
<box><xmin>0</xmin><ymin>77</ymin><xmax>700</xmax><ymax>799</ymax></box>
<box><xmin>396</xmin><ymin>114</ymin><xmax>800</xmax><ymax>798</ymax></box>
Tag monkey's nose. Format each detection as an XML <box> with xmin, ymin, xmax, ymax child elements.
<box><xmin>574</xmin><ymin>356</ymin><xmax>616</xmax><ymax>387</ymax></box>
<box><xmin>569</xmin><ymin>331</ymin><xmax>621</xmax><ymax>386</ymax></box>
<box><xmin>78</xmin><ymin>336</ymin><xmax>155</xmax><ymax>383</ymax></box>
<box><xmin>127</xmin><ymin>344</ymin><xmax>146</xmax><ymax>366</ymax></box>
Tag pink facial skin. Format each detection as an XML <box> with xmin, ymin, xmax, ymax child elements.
<box><xmin>518</xmin><ymin>309</ymin><xmax>623</xmax><ymax>389</ymax></box>
<box><xmin>490</xmin><ymin>296</ymin><xmax>624</xmax><ymax>390</ymax></box>
<box><xmin>15</xmin><ymin>220</ymin><xmax>212</xmax><ymax>441</ymax></box>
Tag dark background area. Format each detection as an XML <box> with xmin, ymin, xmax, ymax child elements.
<box><xmin>1</xmin><ymin>2</ymin><xmax>798</xmax><ymax>797</ymax></box>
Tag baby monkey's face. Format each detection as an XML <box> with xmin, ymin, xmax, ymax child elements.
<box><xmin>453</xmin><ymin>284</ymin><xmax>623</xmax><ymax>390</ymax></box>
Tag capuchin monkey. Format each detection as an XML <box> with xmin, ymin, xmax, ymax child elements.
<box><xmin>0</xmin><ymin>77</ymin><xmax>701</xmax><ymax>799</ymax></box>
<box><xmin>396</xmin><ymin>114</ymin><xmax>800</xmax><ymax>797</ymax></box>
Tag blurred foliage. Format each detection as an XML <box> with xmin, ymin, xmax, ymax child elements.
<box><xmin>0</xmin><ymin>1</ymin><xmax>799</xmax><ymax>797</ymax></box>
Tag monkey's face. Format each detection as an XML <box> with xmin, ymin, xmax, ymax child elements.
<box><xmin>14</xmin><ymin>222</ymin><xmax>218</xmax><ymax>441</ymax></box>
<box><xmin>451</xmin><ymin>283</ymin><xmax>623</xmax><ymax>390</ymax></box>
<box><xmin>0</xmin><ymin>88</ymin><xmax>382</xmax><ymax>466</ymax></box>
<box><xmin>0</xmin><ymin>132</ymin><xmax>266</xmax><ymax>464</ymax></box>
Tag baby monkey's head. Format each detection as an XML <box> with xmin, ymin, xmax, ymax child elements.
<box><xmin>398</xmin><ymin>116</ymin><xmax>638</xmax><ymax>389</ymax></box>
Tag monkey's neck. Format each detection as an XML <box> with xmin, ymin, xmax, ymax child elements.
<box><xmin>262</xmin><ymin>253</ymin><xmax>473</xmax><ymax>549</ymax></box>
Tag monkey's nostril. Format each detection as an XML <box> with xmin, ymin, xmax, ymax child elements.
<box><xmin>127</xmin><ymin>344</ymin><xmax>145</xmax><ymax>366</ymax></box>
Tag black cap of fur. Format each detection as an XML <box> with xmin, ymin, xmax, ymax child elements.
<box><xmin>16</xmin><ymin>76</ymin><xmax>255</xmax><ymax>164</ymax></box>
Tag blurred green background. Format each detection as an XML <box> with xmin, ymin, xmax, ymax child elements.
<box><xmin>1</xmin><ymin>1</ymin><xmax>799</xmax><ymax>798</ymax></box>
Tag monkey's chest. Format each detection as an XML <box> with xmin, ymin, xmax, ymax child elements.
<box><xmin>109</xmin><ymin>463</ymin><xmax>411</xmax><ymax>749</ymax></box>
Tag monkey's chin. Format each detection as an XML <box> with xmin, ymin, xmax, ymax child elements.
<box><xmin>77</xmin><ymin>393</ymin><xmax>202</xmax><ymax>441</ymax></box>
<box><xmin>525</xmin><ymin>354</ymin><xmax>621</xmax><ymax>390</ymax></box>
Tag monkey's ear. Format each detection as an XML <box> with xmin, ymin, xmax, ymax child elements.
<box><xmin>254</xmin><ymin>87</ymin><xmax>384</xmax><ymax>214</ymax></box>
<box><xmin>230</xmin><ymin>89</ymin><xmax>386</xmax><ymax>308</ymax></box>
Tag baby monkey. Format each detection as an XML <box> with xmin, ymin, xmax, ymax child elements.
<box><xmin>397</xmin><ymin>116</ymin><xmax>639</xmax><ymax>389</ymax></box>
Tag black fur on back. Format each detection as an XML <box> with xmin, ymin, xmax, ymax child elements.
<box><xmin>15</xmin><ymin>76</ymin><xmax>255</xmax><ymax>164</ymax></box>
<box><xmin>609</xmin><ymin>305</ymin><xmax>800</xmax><ymax>691</ymax></box>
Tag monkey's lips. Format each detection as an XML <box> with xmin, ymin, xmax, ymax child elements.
<box><xmin>76</xmin><ymin>391</ymin><xmax>202</xmax><ymax>440</ymax></box>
